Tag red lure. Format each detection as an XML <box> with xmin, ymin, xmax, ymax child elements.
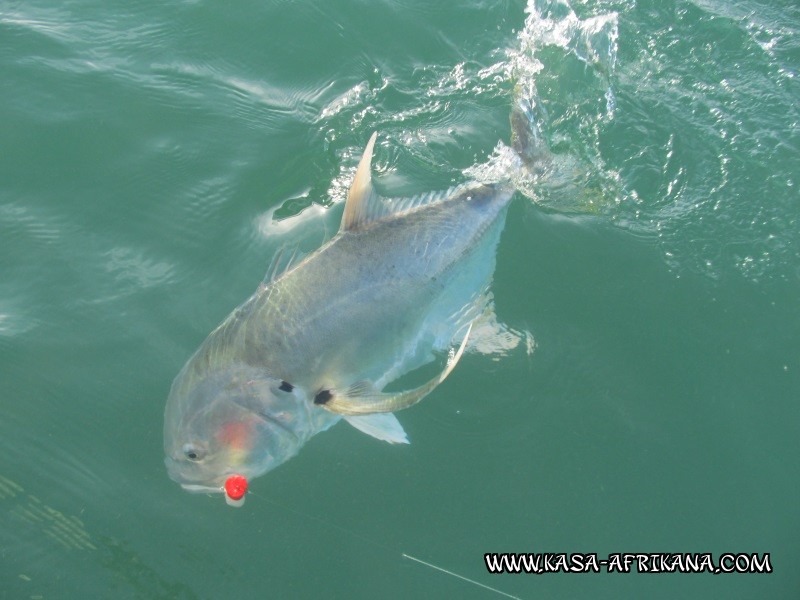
<box><xmin>224</xmin><ymin>474</ymin><xmax>248</xmax><ymax>501</ymax></box>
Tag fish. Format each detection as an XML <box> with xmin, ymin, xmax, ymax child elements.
<box><xmin>164</xmin><ymin>104</ymin><xmax>538</xmax><ymax>501</ymax></box>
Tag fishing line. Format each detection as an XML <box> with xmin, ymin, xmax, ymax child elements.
<box><xmin>402</xmin><ymin>553</ymin><xmax>523</xmax><ymax>600</ymax></box>
<box><xmin>253</xmin><ymin>491</ymin><xmax>524</xmax><ymax>599</ymax></box>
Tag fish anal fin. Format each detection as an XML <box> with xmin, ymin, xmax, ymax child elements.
<box><xmin>462</xmin><ymin>295</ymin><xmax>526</xmax><ymax>356</ymax></box>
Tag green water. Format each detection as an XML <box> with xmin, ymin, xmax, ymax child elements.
<box><xmin>2</xmin><ymin>0</ymin><xmax>798</xmax><ymax>598</ymax></box>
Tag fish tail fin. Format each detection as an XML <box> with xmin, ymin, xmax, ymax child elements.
<box><xmin>510</xmin><ymin>92</ymin><xmax>551</xmax><ymax>177</ymax></box>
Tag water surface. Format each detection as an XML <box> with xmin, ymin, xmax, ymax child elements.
<box><xmin>1</xmin><ymin>0</ymin><xmax>798</xmax><ymax>598</ymax></box>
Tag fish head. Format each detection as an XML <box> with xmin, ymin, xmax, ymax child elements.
<box><xmin>164</xmin><ymin>362</ymin><xmax>305</xmax><ymax>493</ymax></box>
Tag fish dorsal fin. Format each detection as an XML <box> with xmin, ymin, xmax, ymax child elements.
<box><xmin>340</xmin><ymin>132</ymin><xmax>381</xmax><ymax>232</ymax></box>
<box><xmin>340</xmin><ymin>134</ymin><xmax>484</xmax><ymax>232</ymax></box>
<box><xmin>262</xmin><ymin>245</ymin><xmax>305</xmax><ymax>286</ymax></box>
<box><xmin>385</xmin><ymin>184</ymin><xmax>468</xmax><ymax>214</ymax></box>
<box><xmin>371</xmin><ymin>184</ymin><xmax>478</xmax><ymax>223</ymax></box>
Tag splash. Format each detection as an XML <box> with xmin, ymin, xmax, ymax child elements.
<box><xmin>269</xmin><ymin>0</ymin><xmax>797</xmax><ymax>281</ymax></box>
<box><xmin>508</xmin><ymin>0</ymin><xmax>619</xmax><ymax>108</ymax></box>
<box><xmin>307</xmin><ymin>0</ymin><xmax>621</xmax><ymax>216</ymax></box>
<box><xmin>467</xmin><ymin>0</ymin><xmax>621</xmax><ymax>213</ymax></box>
<box><xmin>477</xmin><ymin>0</ymin><xmax>798</xmax><ymax>282</ymax></box>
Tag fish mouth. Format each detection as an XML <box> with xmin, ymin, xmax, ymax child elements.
<box><xmin>180</xmin><ymin>483</ymin><xmax>223</xmax><ymax>494</ymax></box>
<box><xmin>165</xmin><ymin>456</ymin><xmax>225</xmax><ymax>493</ymax></box>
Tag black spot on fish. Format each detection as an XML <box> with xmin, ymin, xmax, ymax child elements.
<box><xmin>279</xmin><ymin>381</ymin><xmax>294</xmax><ymax>392</ymax></box>
<box><xmin>314</xmin><ymin>390</ymin><xmax>333</xmax><ymax>405</ymax></box>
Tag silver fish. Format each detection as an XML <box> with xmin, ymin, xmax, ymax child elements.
<box><xmin>164</xmin><ymin>131</ymin><xmax>519</xmax><ymax>499</ymax></box>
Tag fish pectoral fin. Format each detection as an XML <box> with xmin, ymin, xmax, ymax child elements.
<box><xmin>344</xmin><ymin>413</ymin><xmax>409</xmax><ymax>444</ymax></box>
<box><xmin>315</xmin><ymin>322</ymin><xmax>472</xmax><ymax>416</ymax></box>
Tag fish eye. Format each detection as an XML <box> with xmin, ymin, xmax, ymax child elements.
<box><xmin>182</xmin><ymin>443</ymin><xmax>205</xmax><ymax>461</ymax></box>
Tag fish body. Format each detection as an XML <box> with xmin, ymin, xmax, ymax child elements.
<box><xmin>164</xmin><ymin>134</ymin><xmax>514</xmax><ymax>494</ymax></box>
